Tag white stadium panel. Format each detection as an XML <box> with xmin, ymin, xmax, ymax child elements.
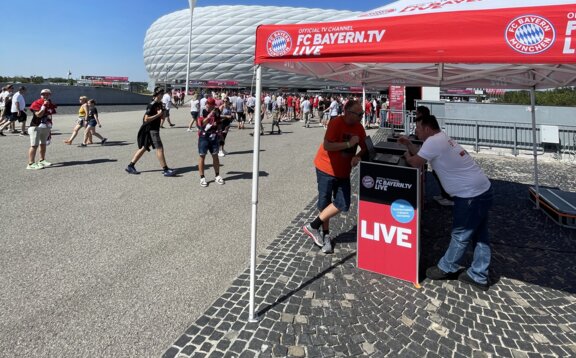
<box><xmin>143</xmin><ymin>5</ymin><xmax>359</xmax><ymax>88</ymax></box>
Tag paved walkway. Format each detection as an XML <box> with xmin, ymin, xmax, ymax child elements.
<box><xmin>163</xmin><ymin>130</ymin><xmax>576</xmax><ymax>358</ymax></box>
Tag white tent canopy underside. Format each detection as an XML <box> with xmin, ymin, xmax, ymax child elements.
<box><xmin>262</xmin><ymin>62</ymin><xmax>576</xmax><ymax>90</ymax></box>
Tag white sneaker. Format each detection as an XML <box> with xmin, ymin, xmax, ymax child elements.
<box><xmin>218</xmin><ymin>150</ymin><xmax>225</xmax><ymax>157</ymax></box>
<box><xmin>200</xmin><ymin>177</ymin><xmax>208</xmax><ymax>187</ymax></box>
<box><xmin>222</xmin><ymin>149</ymin><xmax>228</xmax><ymax>155</ymax></box>
<box><xmin>215</xmin><ymin>175</ymin><xmax>225</xmax><ymax>185</ymax></box>
<box><xmin>26</xmin><ymin>162</ymin><xmax>44</xmax><ymax>170</ymax></box>
<box><xmin>187</xmin><ymin>128</ymin><xmax>192</xmax><ymax>132</ymax></box>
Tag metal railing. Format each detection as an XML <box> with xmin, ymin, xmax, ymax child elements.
<box><xmin>378</xmin><ymin>110</ymin><xmax>576</xmax><ymax>161</ymax></box>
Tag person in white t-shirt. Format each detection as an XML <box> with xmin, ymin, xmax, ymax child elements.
<box><xmin>399</xmin><ymin>114</ymin><xmax>493</xmax><ymax>291</ymax></box>
<box><xmin>161</xmin><ymin>92</ymin><xmax>178</xmax><ymax>128</ymax></box>
<box><xmin>301</xmin><ymin>96</ymin><xmax>312</xmax><ymax>128</ymax></box>
<box><xmin>187</xmin><ymin>94</ymin><xmax>200</xmax><ymax>132</ymax></box>
<box><xmin>245</xmin><ymin>94</ymin><xmax>256</xmax><ymax>124</ymax></box>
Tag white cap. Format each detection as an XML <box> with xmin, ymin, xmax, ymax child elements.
<box><xmin>40</xmin><ymin>89</ymin><xmax>51</xmax><ymax>94</ymax></box>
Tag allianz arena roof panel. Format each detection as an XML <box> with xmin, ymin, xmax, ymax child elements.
<box><xmin>143</xmin><ymin>5</ymin><xmax>360</xmax><ymax>88</ymax></box>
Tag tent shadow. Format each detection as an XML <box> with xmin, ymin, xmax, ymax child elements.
<box><xmin>225</xmin><ymin>149</ymin><xmax>265</xmax><ymax>155</ymax></box>
<box><xmin>256</xmin><ymin>252</ymin><xmax>357</xmax><ymax>317</ymax></box>
<box><xmin>224</xmin><ymin>170</ymin><xmax>269</xmax><ymax>181</ymax></box>
<box><xmin>418</xmin><ymin>177</ymin><xmax>576</xmax><ymax>293</ymax></box>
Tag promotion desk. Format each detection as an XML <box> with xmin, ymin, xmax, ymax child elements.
<box><xmin>357</xmin><ymin>135</ymin><xmax>424</xmax><ymax>286</ymax></box>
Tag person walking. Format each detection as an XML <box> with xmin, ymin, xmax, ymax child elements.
<box><xmin>301</xmin><ymin>96</ymin><xmax>312</xmax><ymax>128</ymax></box>
<box><xmin>235</xmin><ymin>94</ymin><xmax>246</xmax><ymax>129</ymax></box>
<box><xmin>218</xmin><ymin>97</ymin><xmax>233</xmax><ymax>157</ymax></box>
<box><xmin>270</xmin><ymin>98</ymin><xmax>281</xmax><ymax>134</ymax></box>
<box><xmin>399</xmin><ymin>114</ymin><xmax>493</xmax><ymax>290</ymax></box>
<box><xmin>160</xmin><ymin>90</ymin><xmax>178</xmax><ymax>128</ymax></box>
<box><xmin>26</xmin><ymin>89</ymin><xmax>57</xmax><ymax>169</ymax></box>
<box><xmin>0</xmin><ymin>86</ymin><xmax>27</xmax><ymax>136</ymax></box>
<box><xmin>302</xmin><ymin>100</ymin><xmax>367</xmax><ymax>254</ymax></box>
<box><xmin>64</xmin><ymin>96</ymin><xmax>89</xmax><ymax>145</ymax></box>
<box><xmin>81</xmin><ymin>99</ymin><xmax>107</xmax><ymax>146</ymax></box>
<box><xmin>125</xmin><ymin>88</ymin><xmax>176</xmax><ymax>177</ymax></box>
<box><xmin>0</xmin><ymin>85</ymin><xmax>14</xmax><ymax>136</ymax></box>
<box><xmin>197</xmin><ymin>97</ymin><xmax>224</xmax><ymax>187</ymax></box>
<box><xmin>187</xmin><ymin>94</ymin><xmax>200</xmax><ymax>132</ymax></box>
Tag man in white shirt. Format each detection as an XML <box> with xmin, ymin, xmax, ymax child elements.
<box><xmin>399</xmin><ymin>114</ymin><xmax>493</xmax><ymax>291</ymax></box>
<box><xmin>199</xmin><ymin>93</ymin><xmax>208</xmax><ymax>115</ymax></box>
<box><xmin>0</xmin><ymin>86</ymin><xmax>27</xmax><ymax>136</ymax></box>
<box><xmin>245</xmin><ymin>94</ymin><xmax>256</xmax><ymax>124</ymax></box>
<box><xmin>0</xmin><ymin>85</ymin><xmax>13</xmax><ymax>135</ymax></box>
<box><xmin>160</xmin><ymin>91</ymin><xmax>178</xmax><ymax>128</ymax></box>
<box><xmin>263</xmin><ymin>94</ymin><xmax>271</xmax><ymax>118</ymax></box>
<box><xmin>187</xmin><ymin>93</ymin><xmax>200</xmax><ymax>132</ymax></box>
<box><xmin>301</xmin><ymin>96</ymin><xmax>312</xmax><ymax>128</ymax></box>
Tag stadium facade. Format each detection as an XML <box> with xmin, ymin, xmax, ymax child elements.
<box><xmin>143</xmin><ymin>5</ymin><xmax>359</xmax><ymax>89</ymax></box>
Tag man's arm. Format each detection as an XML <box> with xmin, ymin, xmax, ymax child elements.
<box><xmin>323</xmin><ymin>135</ymin><xmax>359</xmax><ymax>152</ymax></box>
<box><xmin>398</xmin><ymin>136</ymin><xmax>419</xmax><ymax>155</ymax></box>
<box><xmin>404</xmin><ymin>152</ymin><xmax>427</xmax><ymax>168</ymax></box>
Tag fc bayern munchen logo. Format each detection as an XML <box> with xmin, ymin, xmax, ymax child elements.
<box><xmin>362</xmin><ymin>176</ymin><xmax>375</xmax><ymax>189</ymax></box>
<box><xmin>267</xmin><ymin>30</ymin><xmax>292</xmax><ymax>57</ymax></box>
<box><xmin>505</xmin><ymin>15</ymin><xmax>555</xmax><ymax>55</ymax></box>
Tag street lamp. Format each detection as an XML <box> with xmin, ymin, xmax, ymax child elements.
<box><xmin>185</xmin><ymin>0</ymin><xmax>197</xmax><ymax>97</ymax></box>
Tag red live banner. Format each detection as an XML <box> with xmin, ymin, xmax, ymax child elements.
<box><xmin>357</xmin><ymin>161</ymin><xmax>420</xmax><ymax>284</ymax></box>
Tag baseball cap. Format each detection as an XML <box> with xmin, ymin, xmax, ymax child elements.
<box><xmin>206</xmin><ymin>98</ymin><xmax>216</xmax><ymax>105</ymax></box>
<box><xmin>40</xmin><ymin>89</ymin><xmax>51</xmax><ymax>94</ymax></box>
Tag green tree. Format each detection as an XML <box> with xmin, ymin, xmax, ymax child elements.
<box><xmin>497</xmin><ymin>87</ymin><xmax>576</xmax><ymax>106</ymax></box>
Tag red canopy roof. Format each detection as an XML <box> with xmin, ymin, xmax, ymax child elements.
<box><xmin>254</xmin><ymin>0</ymin><xmax>576</xmax><ymax>89</ymax></box>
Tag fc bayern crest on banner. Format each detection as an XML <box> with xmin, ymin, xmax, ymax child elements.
<box><xmin>267</xmin><ymin>31</ymin><xmax>292</xmax><ymax>57</ymax></box>
<box><xmin>505</xmin><ymin>15</ymin><xmax>556</xmax><ymax>54</ymax></box>
<box><xmin>362</xmin><ymin>176</ymin><xmax>375</xmax><ymax>189</ymax></box>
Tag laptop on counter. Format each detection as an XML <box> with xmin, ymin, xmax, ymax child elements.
<box><xmin>373</xmin><ymin>140</ymin><xmax>410</xmax><ymax>155</ymax></box>
<box><xmin>365</xmin><ymin>136</ymin><xmax>403</xmax><ymax>165</ymax></box>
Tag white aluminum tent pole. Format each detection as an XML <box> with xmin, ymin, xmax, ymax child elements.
<box><xmin>248</xmin><ymin>65</ymin><xmax>263</xmax><ymax>323</ymax></box>
<box><xmin>185</xmin><ymin>0</ymin><xmax>197</xmax><ymax>97</ymax></box>
<box><xmin>530</xmin><ymin>87</ymin><xmax>540</xmax><ymax>209</ymax></box>
<box><xmin>362</xmin><ymin>85</ymin><xmax>366</xmax><ymax>127</ymax></box>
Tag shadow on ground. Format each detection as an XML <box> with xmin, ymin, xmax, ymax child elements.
<box><xmin>51</xmin><ymin>158</ymin><xmax>118</xmax><ymax>167</ymax></box>
<box><xmin>419</xmin><ymin>175</ymin><xmax>576</xmax><ymax>294</ymax></box>
<box><xmin>224</xmin><ymin>171</ymin><xmax>269</xmax><ymax>181</ymax></box>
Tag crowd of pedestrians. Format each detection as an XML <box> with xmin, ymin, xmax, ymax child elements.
<box><xmin>1</xmin><ymin>85</ymin><xmax>495</xmax><ymax>282</ymax></box>
<box><xmin>1</xmin><ymin>85</ymin><xmax>391</xmax><ymax>186</ymax></box>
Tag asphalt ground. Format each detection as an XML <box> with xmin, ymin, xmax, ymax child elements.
<box><xmin>2</xmin><ymin>107</ymin><xmax>575</xmax><ymax>358</ymax></box>
<box><xmin>0</xmin><ymin>108</ymin><xmax>336</xmax><ymax>358</ymax></box>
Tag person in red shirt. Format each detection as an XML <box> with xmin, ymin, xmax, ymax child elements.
<box><xmin>364</xmin><ymin>99</ymin><xmax>372</xmax><ymax>129</ymax></box>
<box><xmin>27</xmin><ymin>89</ymin><xmax>58</xmax><ymax>169</ymax></box>
<box><xmin>302</xmin><ymin>100</ymin><xmax>367</xmax><ymax>254</ymax></box>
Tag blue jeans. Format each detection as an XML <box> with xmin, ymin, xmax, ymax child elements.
<box><xmin>438</xmin><ymin>186</ymin><xmax>493</xmax><ymax>284</ymax></box>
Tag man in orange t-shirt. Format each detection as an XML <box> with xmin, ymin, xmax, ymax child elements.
<box><xmin>303</xmin><ymin>100</ymin><xmax>367</xmax><ymax>254</ymax></box>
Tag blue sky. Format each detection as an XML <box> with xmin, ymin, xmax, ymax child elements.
<box><xmin>0</xmin><ymin>0</ymin><xmax>392</xmax><ymax>82</ymax></box>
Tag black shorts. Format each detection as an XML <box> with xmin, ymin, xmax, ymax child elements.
<box><xmin>237</xmin><ymin>112</ymin><xmax>246</xmax><ymax>122</ymax></box>
<box><xmin>150</xmin><ymin>130</ymin><xmax>163</xmax><ymax>149</ymax></box>
<box><xmin>12</xmin><ymin>112</ymin><xmax>27</xmax><ymax>122</ymax></box>
<box><xmin>163</xmin><ymin>109</ymin><xmax>170</xmax><ymax>117</ymax></box>
<box><xmin>247</xmin><ymin>107</ymin><xmax>254</xmax><ymax>114</ymax></box>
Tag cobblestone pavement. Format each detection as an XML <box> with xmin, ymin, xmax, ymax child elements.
<box><xmin>163</xmin><ymin>130</ymin><xmax>576</xmax><ymax>358</ymax></box>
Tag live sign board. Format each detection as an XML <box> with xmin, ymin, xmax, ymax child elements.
<box><xmin>357</xmin><ymin>161</ymin><xmax>420</xmax><ymax>284</ymax></box>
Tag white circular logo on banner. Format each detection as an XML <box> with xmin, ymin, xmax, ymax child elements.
<box><xmin>267</xmin><ymin>30</ymin><xmax>292</xmax><ymax>57</ymax></box>
<box><xmin>505</xmin><ymin>15</ymin><xmax>555</xmax><ymax>54</ymax></box>
<box><xmin>362</xmin><ymin>176</ymin><xmax>375</xmax><ymax>189</ymax></box>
